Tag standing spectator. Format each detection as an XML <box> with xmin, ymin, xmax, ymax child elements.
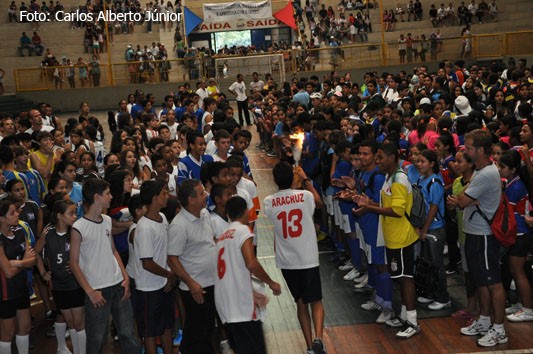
<box><xmin>89</xmin><ymin>55</ymin><xmax>101</xmax><ymax>87</ymax></box>
<box><xmin>8</xmin><ymin>1</ymin><xmax>17</xmax><ymax>22</ymax></box>
<box><xmin>229</xmin><ymin>74</ymin><xmax>251</xmax><ymax>126</ymax></box>
<box><xmin>168</xmin><ymin>179</ymin><xmax>216</xmax><ymax>354</ymax></box>
<box><xmin>447</xmin><ymin>129</ymin><xmax>507</xmax><ymax>347</ymax></box>
<box><xmin>355</xmin><ymin>143</ymin><xmax>420</xmax><ymax>338</ymax></box>
<box><xmin>398</xmin><ymin>34</ymin><xmax>407</xmax><ymax>64</ymax></box>
<box><xmin>69</xmin><ymin>179</ymin><xmax>142</xmax><ymax>354</ymax></box>
<box><xmin>264</xmin><ymin>163</ymin><xmax>327</xmax><ymax>354</ymax></box>
<box><xmin>414</xmin><ymin>0</ymin><xmax>423</xmax><ymax>20</ymax></box>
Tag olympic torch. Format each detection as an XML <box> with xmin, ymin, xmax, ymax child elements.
<box><xmin>289</xmin><ymin>131</ymin><xmax>305</xmax><ymax>167</ymax></box>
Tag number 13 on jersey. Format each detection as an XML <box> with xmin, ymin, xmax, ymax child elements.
<box><xmin>276</xmin><ymin>210</ymin><xmax>303</xmax><ymax>239</ymax></box>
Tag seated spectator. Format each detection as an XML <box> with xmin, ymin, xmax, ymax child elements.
<box><xmin>18</xmin><ymin>32</ymin><xmax>33</xmax><ymax>57</ymax></box>
<box><xmin>429</xmin><ymin>4</ymin><xmax>439</xmax><ymax>27</ymax></box>
<box><xmin>414</xmin><ymin>0</ymin><xmax>423</xmax><ymax>20</ymax></box>
<box><xmin>32</xmin><ymin>31</ymin><xmax>44</xmax><ymax>56</ymax></box>
<box><xmin>8</xmin><ymin>1</ymin><xmax>17</xmax><ymax>22</ymax></box>
<box><xmin>488</xmin><ymin>0</ymin><xmax>498</xmax><ymax>21</ymax></box>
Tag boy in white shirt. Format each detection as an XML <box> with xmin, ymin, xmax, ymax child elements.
<box><xmin>70</xmin><ymin>179</ymin><xmax>141</xmax><ymax>354</ymax></box>
<box><xmin>136</xmin><ymin>180</ymin><xmax>177</xmax><ymax>354</ymax></box>
<box><xmin>215</xmin><ymin>196</ymin><xmax>281</xmax><ymax>353</ymax></box>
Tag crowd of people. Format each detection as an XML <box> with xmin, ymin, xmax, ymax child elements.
<box><xmin>0</xmin><ymin>53</ymin><xmax>532</xmax><ymax>354</ymax></box>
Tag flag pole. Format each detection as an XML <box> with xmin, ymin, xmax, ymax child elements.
<box><xmin>182</xmin><ymin>0</ymin><xmax>189</xmax><ymax>48</ymax></box>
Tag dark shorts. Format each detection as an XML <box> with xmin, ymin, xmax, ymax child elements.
<box><xmin>387</xmin><ymin>242</ymin><xmax>416</xmax><ymax>279</ymax></box>
<box><xmin>226</xmin><ymin>321</ymin><xmax>266</xmax><ymax>354</ymax></box>
<box><xmin>52</xmin><ymin>288</ymin><xmax>85</xmax><ymax>310</ymax></box>
<box><xmin>0</xmin><ymin>296</ymin><xmax>30</xmax><ymax>319</ymax></box>
<box><xmin>281</xmin><ymin>266</ymin><xmax>322</xmax><ymax>304</ymax></box>
<box><xmin>508</xmin><ymin>232</ymin><xmax>533</xmax><ymax>257</ymax></box>
<box><xmin>399</xmin><ymin>49</ymin><xmax>406</xmax><ymax>56</ymax></box>
<box><xmin>137</xmin><ymin>287</ymin><xmax>175</xmax><ymax>338</ymax></box>
<box><xmin>465</xmin><ymin>233</ymin><xmax>501</xmax><ymax>286</ymax></box>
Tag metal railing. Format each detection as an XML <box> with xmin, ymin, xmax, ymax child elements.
<box><xmin>13</xmin><ymin>29</ymin><xmax>533</xmax><ymax>92</ymax></box>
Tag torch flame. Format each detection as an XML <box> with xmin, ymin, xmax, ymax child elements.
<box><xmin>289</xmin><ymin>132</ymin><xmax>305</xmax><ymax>150</ymax></box>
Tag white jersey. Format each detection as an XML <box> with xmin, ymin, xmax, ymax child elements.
<box><xmin>161</xmin><ymin>122</ymin><xmax>178</xmax><ymax>140</ymax></box>
<box><xmin>206</xmin><ymin>140</ymin><xmax>217</xmax><ymax>157</ymax></box>
<box><xmin>134</xmin><ymin>213</ymin><xmax>169</xmax><ymax>291</ymax></box>
<box><xmin>72</xmin><ymin>215</ymin><xmax>123</xmax><ymax>289</ymax></box>
<box><xmin>126</xmin><ymin>223</ymin><xmax>139</xmax><ymax>280</ymax></box>
<box><xmin>209</xmin><ymin>211</ymin><xmax>229</xmax><ymax>239</ymax></box>
<box><xmin>263</xmin><ymin>189</ymin><xmax>319</xmax><ymax>269</ymax></box>
<box><xmin>238</xmin><ymin>177</ymin><xmax>260</xmax><ymax>213</ymax></box>
<box><xmin>214</xmin><ymin>221</ymin><xmax>259</xmax><ymax>324</ymax></box>
<box><xmin>94</xmin><ymin>141</ymin><xmax>106</xmax><ymax>177</ymax></box>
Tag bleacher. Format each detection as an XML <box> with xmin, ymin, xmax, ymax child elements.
<box><xmin>0</xmin><ymin>0</ymin><xmax>532</xmax><ymax>94</ymax></box>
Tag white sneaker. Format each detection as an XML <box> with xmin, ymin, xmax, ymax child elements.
<box><xmin>477</xmin><ymin>327</ymin><xmax>508</xmax><ymax>347</ymax></box>
<box><xmin>507</xmin><ymin>308</ymin><xmax>533</xmax><ymax>322</ymax></box>
<box><xmin>395</xmin><ymin>321</ymin><xmax>420</xmax><ymax>339</ymax></box>
<box><xmin>361</xmin><ymin>300</ymin><xmax>381</xmax><ymax>311</ymax></box>
<box><xmin>343</xmin><ymin>268</ymin><xmax>359</xmax><ymax>281</ymax></box>
<box><xmin>505</xmin><ymin>303</ymin><xmax>522</xmax><ymax>315</ymax></box>
<box><xmin>417</xmin><ymin>296</ymin><xmax>433</xmax><ymax>304</ymax></box>
<box><xmin>353</xmin><ymin>273</ymin><xmax>368</xmax><ymax>284</ymax></box>
<box><xmin>220</xmin><ymin>339</ymin><xmax>234</xmax><ymax>354</ymax></box>
<box><xmin>460</xmin><ymin>319</ymin><xmax>490</xmax><ymax>336</ymax></box>
<box><xmin>428</xmin><ymin>300</ymin><xmax>451</xmax><ymax>310</ymax></box>
<box><xmin>338</xmin><ymin>259</ymin><xmax>354</xmax><ymax>271</ymax></box>
<box><xmin>385</xmin><ymin>318</ymin><xmax>404</xmax><ymax>328</ymax></box>
<box><xmin>376</xmin><ymin>310</ymin><xmax>394</xmax><ymax>323</ymax></box>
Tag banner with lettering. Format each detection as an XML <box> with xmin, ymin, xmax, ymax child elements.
<box><xmin>203</xmin><ymin>1</ymin><xmax>273</xmax><ymax>22</ymax></box>
<box><xmin>193</xmin><ymin>17</ymin><xmax>284</xmax><ymax>33</ymax></box>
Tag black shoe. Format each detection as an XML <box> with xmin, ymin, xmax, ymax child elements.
<box><xmin>312</xmin><ymin>338</ymin><xmax>326</xmax><ymax>354</ymax></box>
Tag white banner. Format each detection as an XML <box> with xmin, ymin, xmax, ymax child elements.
<box><xmin>194</xmin><ymin>17</ymin><xmax>284</xmax><ymax>33</ymax></box>
<box><xmin>203</xmin><ymin>1</ymin><xmax>272</xmax><ymax>22</ymax></box>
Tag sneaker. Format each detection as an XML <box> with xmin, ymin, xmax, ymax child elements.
<box><xmin>477</xmin><ymin>327</ymin><xmax>508</xmax><ymax>347</ymax></box>
<box><xmin>354</xmin><ymin>285</ymin><xmax>374</xmax><ymax>293</ymax></box>
<box><xmin>361</xmin><ymin>300</ymin><xmax>381</xmax><ymax>311</ymax></box>
<box><xmin>428</xmin><ymin>300</ymin><xmax>451</xmax><ymax>310</ymax></box>
<box><xmin>56</xmin><ymin>348</ymin><xmax>72</xmax><ymax>354</ymax></box>
<box><xmin>505</xmin><ymin>303</ymin><xmax>522</xmax><ymax>315</ymax></box>
<box><xmin>338</xmin><ymin>259</ymin><xmax>354</xmax><ymax>271</ymax></box>
<box><xmin>316</xmin><ymin>231</ymin><xmax>328</xmax><ymax>242</ymax></box>
<box><xmin>312</xmin><ymin>338</ymin><xmax>326</xmax><ymax>354</ymax></box>
<box><xmin>460</xmin><ymin>319</ymin><xmax>490</xmax><ymax>336</ymax></box>
<box><xmin>353</xmin><ymin>273</ymin><xmax>368</xmax><ymax>284</ymax></box>
<box><xmin>343</xmin><ymin>268</ymin><xmax>359</xmax><ymax>281</ymax></box>
<box><xmin>385</xmin><ymin>318</ymin><xmax>404</xmax><ymax>328</ymax></box>
<box><xmin>395</xmin><ymin>322</ymin><xmax>420</xmax><ymax>339</ymax></box>
<box><xmin>445</xmin><ymin>264</ymin><xmax>457</xmax><ymax>275</ymax></box>
<box><xmin>220</xmin><ymin>339</ymin><xmax>233</xmax><ymax>354</ymax></box>
<box><xmin>376</xmin><ymin>310</ymin><xmax>394</xmax><ymax>323</ymax></box>
<box><xmin>29</xmin><ymin>293</ymin><xmax>37</xmax><ymax>300</ymax></box>
<box><xmin>173</xmin><ymin>329</ymin><xmax>183</xmax><ymax>347</ymax></box>
<box><xmin>417</xmin><ymin>296</ymin><xmax>433</xmax><ymax>304</ymax></box>
<box><xmin>507</xmin><ymin>308</ymin><xmax>533</xmax><ymax>322</ymax></box>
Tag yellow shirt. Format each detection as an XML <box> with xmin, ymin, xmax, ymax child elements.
<box><xmin>380</xmin><ymin>170</ymin><xmax>419</xmax><ymax>249</ymax></box>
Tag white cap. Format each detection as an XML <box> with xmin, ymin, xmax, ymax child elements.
<box><xmin>455</xmin><ymin>95</ymin><xmax>472</xmax><ymax>115</ymax></box>
<box><xmin>420</xmin><ymin>97</ymin><xmax>431</xmax><ymax>105</ymax></box>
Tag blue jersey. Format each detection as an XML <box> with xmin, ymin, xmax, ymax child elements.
<box><xmin>505</xmin><ymin>176</ymin><xmax>531</xmax><ymax>235</ymax></box>
<box><xmin>406</xmin><ymin>164</ymin><xmax>420</xmax><ymax>184</ymax></box>
<box><xmin>358</xmin><ymin>167</ymin><xmax>385</xmax><ymax>246</ymax></box>
<box><xmin>20</xmin><ymin>169</ymin><xmax>45</xmax><ymax>206</ymax></box>
<box><xmin>69</xmin><ymin>182</ymin><xmax>84</xmax><ymax>218</ymax></box>
<box><xmin>332</xmin><ymin>159</ymin><xmax>352</xmax><ymax>193</ymax></box>
<box><xmin>177</xmin><ymin>154</ymin><xmax>214</xmax><ymax>184</ymax></box>
<box><xmin>418</xmin><ymin>173</ymin><xmax>445</xmax><ymax>230</ymax></box>
<box><xmin>3</xmin><ymin>170</ymin><xmax>30</xmax><ymax>198</ymax></box>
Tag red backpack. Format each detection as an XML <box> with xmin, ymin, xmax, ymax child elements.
<box><xmin>474</xmin><ymin>193</ymin><xmax>517</xmax><ymax>247</ymax></box>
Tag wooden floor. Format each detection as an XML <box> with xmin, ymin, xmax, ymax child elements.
<box><xmin>27</xmin><ymin>125</ymin><xmax>533</xmax><ymax>353</ymax></box>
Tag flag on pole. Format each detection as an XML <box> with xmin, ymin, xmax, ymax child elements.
<box><xmin>184</xmin><ymin>6</ymin><xmax>203</xmax><ymax>36</ymax></box>
<box><xmin>273</xmin><ymin>1</ymin><xmax>297</xmax><ymax>29</ymax></box>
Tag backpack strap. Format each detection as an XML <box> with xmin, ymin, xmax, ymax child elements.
<box><xmin>426</xmin><ymin>178</ymin><xmax>444</xmax><ymax>221</ymax></box>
